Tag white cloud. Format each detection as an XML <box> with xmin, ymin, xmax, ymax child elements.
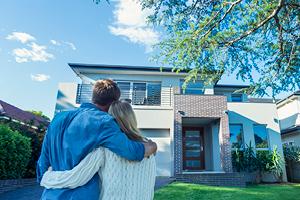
<box><xmin>13</xmin><ymin>42</ymin><xmax>54</xmax><ymax>63</ymax></box>
<box><xmin>109</xmin><ymin>0</ymin><xmax>159</xmax><ymax>51</ymax></box>
<box><xmin>6</xmin><ymin>32</ymin><xmax>36</xmax><ymax>43</ymax></box>
<box><xmin>64</xmin><ymin>41</ymin><xmax>76</xmax><ymax>50</ymax></box>
<box><xmin>50</xmin><ymin>39</ymin><xmax>61</xmax><ymax>46</ymax></box>
<box><xmin>50</xmin><ymin>40</ymin><xmax>76</xmax><ymax>50</ymax></box>
<box><xmin>31</xmin><ymin>74</ymin><xmax>50</xmax><ymax>82</ymax></box>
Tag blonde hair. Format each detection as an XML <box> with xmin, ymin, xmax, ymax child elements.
<box><xmin>108</xmin><ymin>101</ymin><xmax>145</xmax><ymax>142</ymax></box>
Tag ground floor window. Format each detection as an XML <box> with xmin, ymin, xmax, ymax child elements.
<box><xmin>229</xmin><ymin>124</ymin><xmax>244</xmax><ymax>148</ymax></box>
<box><xmin>253</xmin><ymin>124</ymin><xmax>269</xmax><ymax>150</ymax></box>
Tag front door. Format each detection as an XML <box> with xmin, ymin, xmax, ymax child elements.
<box><xmin>182</xmin><ymin>127</ymin><xmax>205</xmax><ymax>170</ymax></box>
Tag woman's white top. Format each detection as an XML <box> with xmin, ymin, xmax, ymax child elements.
<box><xmin>40</xmin><ymin>147</ymin><xmax>156</xmax><ymax>200</ymax></box>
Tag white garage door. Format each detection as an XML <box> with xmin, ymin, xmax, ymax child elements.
<box><xmin>140</xmin><ymin>129</ymin><xmax>171</xmax><ymax>177</ymax></box>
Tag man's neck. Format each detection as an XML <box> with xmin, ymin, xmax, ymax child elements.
<box><xmin>94</xmin><ymin>103</ymin><xmax>109</xmax><ymax>112</ymax></box>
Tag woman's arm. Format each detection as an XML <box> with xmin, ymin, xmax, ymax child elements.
<box><xmin>40</xmin><ymin>148</ymin><xmax>105</xmax><ymax>189</ymax></box>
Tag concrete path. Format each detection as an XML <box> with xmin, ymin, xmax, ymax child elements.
<box><xmin>0</xmin><ymin>177</ymin><xmax>173</xmax><ymax>200</ymax></box>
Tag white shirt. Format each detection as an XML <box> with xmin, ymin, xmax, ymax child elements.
<box><xmin>41</xmin><ymin>147</ymin><xmax>156</xmax><ymax>200</ymax></box>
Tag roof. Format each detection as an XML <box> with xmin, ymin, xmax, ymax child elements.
<box><xmin>68</xmin><ymin>63</ymin><xmax>254</xmax><ymax>89</ymax></box>
<box><xmin>0</xmin><ymin>100</ymin><xmax>50</xmax><ymax>129</ymax></box>
<box><xmin>214</xmin><ymin>84</ymin><xmax>249</xmax><ymax>89</ymax></box>
<box><xmin>276</xmin><ymin>90</ymin><xmax>300</xmax><ymax>105</ymax></box>
<box><xmin>281</xmin><ymin>125</ymin><xmax>300</xmax><ymax>135</ymax></box>
<box><xmin>69</xmin><ymin>63</ymin><xmax>176</xmax><ymax>73</ymax></box>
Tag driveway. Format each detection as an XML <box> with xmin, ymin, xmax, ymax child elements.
<box><xmin>0</xmin><ymin>177</ymin><xmax>173</xmax><ymax>200</ymax></box>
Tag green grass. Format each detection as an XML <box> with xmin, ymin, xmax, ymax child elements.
<box><xmin>154</xmin><ymin>182</ymin><xmax>300</xmax><ymax>200</ymax></box>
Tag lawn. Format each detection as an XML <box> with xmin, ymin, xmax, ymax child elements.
<box><xmin>154</xmin><ymin>182</ymin><xmax>300</xmax><ymax>200</ymax></box>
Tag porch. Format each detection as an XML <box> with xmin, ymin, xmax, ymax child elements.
<box><xmin>173</xmin><ymin>94</ymin><xmax>246</xmax><ymax>186</ymax></box>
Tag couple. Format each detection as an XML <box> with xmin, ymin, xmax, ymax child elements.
<box><xmin>37</xmin><ymin>79</ymin><xmax>158</xmax><ymax>200</ymax></box>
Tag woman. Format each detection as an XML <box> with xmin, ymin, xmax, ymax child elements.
<box><xmin>40</xmin><ymin>101</ymin><xmax>156</xmax><ymax>200</ymax></box>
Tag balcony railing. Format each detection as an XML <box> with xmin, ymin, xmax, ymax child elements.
<box><xmin>76</xmin><ymin>84</ymin><xmax>173</xmax><ymax>107</ymax></box>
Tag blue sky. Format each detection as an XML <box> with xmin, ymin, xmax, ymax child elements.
<box><xmin>0</xmin><ymin>0</ymin><xmax>290</xmax><ymax>119</ymax></box>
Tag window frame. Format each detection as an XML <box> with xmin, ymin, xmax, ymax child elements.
<box><xmin>180</xmin><ymin>79</ymin><xmax>204</xmax><ymax>95</ymax></box>
<box><xmin>229</xmin><ymin>123</ymin><xmax>245</xmax><ymax>150</ymax></box>
<box><xmin>253</xmin><ymin>124</ymin><xmax>270</xmax><ymax>151</ymax></box>
<box><xmin>116</xmin><ymin>80</ymin><xmax>162</xmax><ymax>106</ymax></box>
<box><xmin>231</xmin><ymin>93</ymin><xmax>243</xmax><ymax>102</ymax></box>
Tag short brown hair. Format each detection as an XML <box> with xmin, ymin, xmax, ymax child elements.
<box><xmin>92</xmin><ymin>79</ymin><xmax>120</xmax><ymax>106</ymax></box>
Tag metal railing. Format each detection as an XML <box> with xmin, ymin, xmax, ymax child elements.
<box><xmin>76</xmin><ymin>84</ymin><xmax>173</xmax><ymax>107</ymax></box>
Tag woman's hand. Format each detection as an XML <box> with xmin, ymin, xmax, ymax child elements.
<box><xmin>143</xmin><ymin>139</ymin><xmax>157</xmax><ymax>158</ymax></box>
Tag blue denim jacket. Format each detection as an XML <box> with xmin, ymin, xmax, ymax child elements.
<box><xmin>37</xmin><ymin>103</ymin><xmax>145</xmax><ymax>200</ymax></box>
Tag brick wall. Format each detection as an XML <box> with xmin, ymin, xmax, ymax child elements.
<box><xmin>175</xmin><ymin>173</ymin><xmax>246</xmax><ymax>187</ymax></box>
<box><xmin>174</xmin><ymin>94</ymin><xmax>233</xmax><ymax>174</ymax></box>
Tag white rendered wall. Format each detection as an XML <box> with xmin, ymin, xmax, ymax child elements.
<box><xmin>277</xmin><ymin>97</ymin><xmax>300</xmax><ymax>130</ymax></box>
<box><xmin>282</xmin><ymin>131</ymin><xmax>300</xmax><ymax>146</ymax></box>
<box><xmin>228</xmin><ymin>102</ymin><xmax>287</xmax><ymax>181</ymax></box>
<box><xmin>135</xmin><ymin>108</ymin><xmax>174</xmax><ymax>176</ymax></box>
<box><xmin>54</xmin><ymin>83</ymin><xmax>79</xmax><ymax>114</ymax></box>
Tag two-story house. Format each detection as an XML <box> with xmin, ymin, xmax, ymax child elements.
<box><xmin>277</xmin><ymin>91</ymin><xmax>300</xmax><ymax>146</ymax></box>
<box><xmin>54</xmin><ymin>63</ymin><xmax>286</xmax><ymax>186</ymax></box>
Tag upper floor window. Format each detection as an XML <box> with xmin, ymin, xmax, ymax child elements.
<box><xmin>117</xmin><ymin>82</ymin><xmax>131</xmax><ymax>100</ymax></box>
<box><xmin>180</xmin><ymin>80</ymin><xmax>204</xmax><ymax>95</ymax></box>
<box><xmin>253</xmin><ymin>124</ymin><xmax>269</xmax><ymax>149</ymax></box>
<box><xmin>117</xmin><ymin>81</ymin><xmax>161</xmax><ymax>106</ymax></box>
<box><xmin>229</xmin><ymin>124</ymin><xmax>244</xmax><ymax>148</ymax></box>
<box><xmin>76</xmin><ymin>81</ymin><xmax>163</xmax><ymax>106</ymax></box>
<box><xmin>231</xmin><ymin>94</ymin><xmax>243</xmax><ymax>102</ymax></box>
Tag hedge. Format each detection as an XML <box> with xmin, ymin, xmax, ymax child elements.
<box><xmin>3</xmin><ymin>121</ymin><xmax>45</xmax><ymax>178</ymax></box>
<box><xmin>0</xmin><ymin>124</ymin><xmax>32</xmax><ymax>179</ymax></box>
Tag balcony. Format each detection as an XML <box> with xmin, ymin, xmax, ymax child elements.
<box><xmin>76</xmin><ymin>83</ymin><xmax>173</xmax><ymax>107</ymax></box>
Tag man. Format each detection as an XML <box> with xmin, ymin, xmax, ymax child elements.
<box><xmin>37</xmin><ymin>79</ymin><xmax>157</xmax><ymax>200</ymax></box>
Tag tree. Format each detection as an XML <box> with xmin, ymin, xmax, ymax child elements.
<box><xmin>139</xmin><ymin>0</ymin><xmax>299</xmax><ymax>97</ymax></box>
<box><xmin>28</xmin><ymin>110</ymin><xmax>50</xmax><ymax>121</ymax></box>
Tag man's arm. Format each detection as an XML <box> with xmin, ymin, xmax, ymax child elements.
<box><xmin>36</xmin><ymin>130</ymin><xmax>50</xmax><ymax>183</ymax></box>
<box><xmin>99</xmin><ymin>117</ymin><xmax>157</xmax><ymax>161</ymax></box>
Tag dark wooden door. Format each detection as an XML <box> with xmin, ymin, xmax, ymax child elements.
<box><xmin>182</xmin><ymin>127</ymin><xmax>205</xmax><ymax>170</ymax></box>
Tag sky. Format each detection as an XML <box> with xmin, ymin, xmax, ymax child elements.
<box><xmin>0</xmin><ymin>0</ymin><xmax>291</xmax><ymax>119</ymax></box>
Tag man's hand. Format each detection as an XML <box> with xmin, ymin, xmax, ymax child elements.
<box><xmin>143</xmin><ymin>140</ymin><xmax>157</xmax><ymax>158</ymax></box>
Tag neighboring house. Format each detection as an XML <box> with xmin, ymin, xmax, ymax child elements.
<box><xmin>277</xmin><ymin>91</ymin><xmax>300</xmax><ymax>146</ymax></box>
<box><xmin>55</xmin><ymin>63</ymin><xmax>286</xmax><ymax>186</ymax></box>
<box><xmin>0</xmin><ymin>100</ymin><xmax>49</xmax><ymax>131</ymax></box>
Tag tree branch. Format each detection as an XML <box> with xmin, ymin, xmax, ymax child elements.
<box><xmin>225</xmin><ymin>0</ymin><xmax>285</xmax><ymax>46</ymax></box>
<box><xmin>201</xmin><ymin>0</ymin><xmax>242</xmax><ymax>39</ymax></box>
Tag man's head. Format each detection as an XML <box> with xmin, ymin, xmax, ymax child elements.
<box><xmin>92</xmin><ymin>79</ymin><xmax>121</xmax><ymax>112</ymax></box>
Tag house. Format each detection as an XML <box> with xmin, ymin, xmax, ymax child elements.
<box><xmin>277</xmin><ymin>91</ymin><xmax>300</xmax><ymax>146</ymax></box>
<box><xmin>0</xmin><ymin>99</ymin><xmax>49</xmax><ymax>131</ymax></box>
<box><xmin>55</xmin><ymin>63</ymin><xmax>286</xmax><ymax>186</ymax></box>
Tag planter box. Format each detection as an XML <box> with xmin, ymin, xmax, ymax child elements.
<box><xmin>261</xmin><ymin>172</ymin><xmax>279</xmax><ymax>183</ymax></box>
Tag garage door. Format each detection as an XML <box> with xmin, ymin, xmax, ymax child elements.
<box><xmin>140</xmin><ymin>129</ymin><xmax>171</xmax><ymax>177</ymax></box>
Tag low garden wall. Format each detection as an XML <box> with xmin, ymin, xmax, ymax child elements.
<box><xmin>0</xmin><ymin>179</ymin><xmax>37</xmax><ymax>194</ymax></box>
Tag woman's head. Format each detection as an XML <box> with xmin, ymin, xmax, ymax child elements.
<box><xmin>108</xmin><ymin>100</ymin><xmax>144</xmax><ymax>142</ymax></box>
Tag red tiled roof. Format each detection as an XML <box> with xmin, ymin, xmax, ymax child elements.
<box><xmin>0</xmin><ymin>100</ymin><xmax>50</xmax><ymax>128</ymax></box>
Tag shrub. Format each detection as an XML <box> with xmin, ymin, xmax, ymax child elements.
<box><xmin>232</xmin><ymin>144</ymin><xmax>284</xmax><ymax>181</ymax></box>
<box><xmin>257</xmin><ymin>147</ymin><xmax>284</xmax><ymax>181</ymax></box>
<box><xmin>3</xmin><ymin>121</ymin><xmax>45</xmax><ymax>178</ymax></box>
<box><xmin>0</xmin><ymin>124</ymin><xmax>32</xmax><ymax>179</ymax></box>
<box><xmin>283</xmin><ymin>145</ymin><xmax>300</xmax><ymax>163</ymax></box>
<box><xmin>232</xmin><ymin>142</ymin><xmax>258</xmax><ymax>172</ymax></box>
